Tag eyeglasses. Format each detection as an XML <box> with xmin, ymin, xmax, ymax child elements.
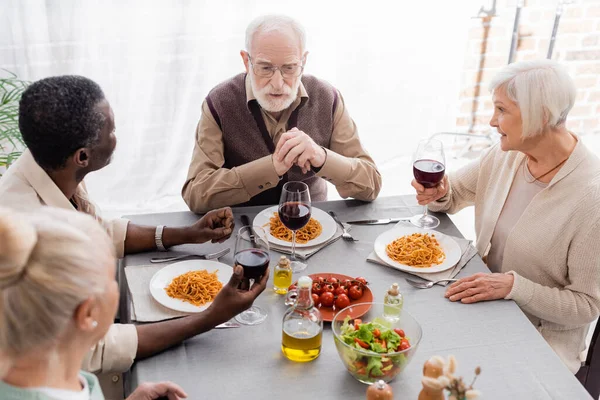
<box><xmin>248</xmin><ymin>56</ymin><xmax>304</xmax><ymax>78</ymax></box>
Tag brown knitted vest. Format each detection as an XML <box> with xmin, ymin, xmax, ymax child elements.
<box><xmin>206</xmin><ymin>73</ymin><xmax>337</xmax><ymax>207</ymax></box>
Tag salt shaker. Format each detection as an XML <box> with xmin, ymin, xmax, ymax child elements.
<box><xmin>366</xmin><ymin>380</ymin><xmax>393</xmax><ymax>400</ymax></box>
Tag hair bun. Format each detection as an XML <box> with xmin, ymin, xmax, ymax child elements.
<box><xmin>0</xmin><ymin>207</ymin><xmax>38</xmax><ymax>281</ymax></box>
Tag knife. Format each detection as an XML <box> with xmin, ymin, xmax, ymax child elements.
<box><xmin>346</xmin><ymin>217</ymin><xmax>411</xmax><ymax>225</ymax></box>
<box><xmin>240</xmin><ymin>215</ymin><xmax>257</xmax><ymax>247</ymax></box>
<box><xmin>215</xmin><ymin>321</ymin><xmax>241</xmax><ymax>329</ymax></box>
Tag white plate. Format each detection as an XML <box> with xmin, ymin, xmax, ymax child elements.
<box><xmin>253</xmin><ymin>206</ymin><xmax>337</xmax><ymax>248</ymax></box>
<box><xmin>374</xmin><ymin>227</ymin><xmax>461</xmax><ymax>274</ymax></box>
<box><xmin>149</xmin><ymin>260</ymin><xmax>233</xmax><ymax>313</ymax></box>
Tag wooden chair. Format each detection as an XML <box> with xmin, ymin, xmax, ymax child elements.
<box><xmin>577</xmin><ymin>321</ymin><xmax>600</xmax><ymax>399</ymax></box>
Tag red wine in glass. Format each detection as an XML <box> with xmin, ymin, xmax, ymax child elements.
<box><xmin>410</xmin><ymin>139</ymin><xmax>446</xmax><ymax>230</ymax></box>
<box><xmin>235</xmin><ymin>248</ymin><xmax>269</xmax><ymax>280</ymax></box>
<box><xmin>413</xmin><ymin>159</ymin><xmax>445</xmax><ymax>188</ymax></box>
<box><xmin>234</xmin><ymin>225</ymin><xmax>269</xmax><ymax>326</ymax></box>
<box><xmin>278</xmin><ymin>202</ymin><xmax>311</xmax><ymax>231</ymax></box>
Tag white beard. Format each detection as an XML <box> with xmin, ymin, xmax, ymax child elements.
<box><xmin>250</xmin><ymin>73</ymin><xmax>300</xmax><ymax>112</ymax></box>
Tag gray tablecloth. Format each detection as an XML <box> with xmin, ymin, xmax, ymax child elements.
<box><xmin>121</xmin><ymin>195</ymin><xmax>590</xmax><ymax>399</ymax></box>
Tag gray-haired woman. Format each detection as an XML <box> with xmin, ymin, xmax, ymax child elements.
<box><xmin>413</xmin><ymin>59</ymin><xmax>600</xmax><ymax>373</ymax></box>
<box><xmin>0</xmin><ymin>207</ymin><xmax>187</xmax><ymax>399</ymax></box>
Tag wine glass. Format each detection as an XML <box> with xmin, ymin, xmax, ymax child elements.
<box><xmin>278</xmin><ymin>181</ymin><xmax>311</xmax><ymax>273</ymax></box>
<box><xmin>410</xmin><ymin>139</ymin><xmax>446</xmax><ymax>229</ymax></box>
<box><xmin>234</xmin><ymin>225</ymin><xmax>270</xmax><ymax>325</ymax></box>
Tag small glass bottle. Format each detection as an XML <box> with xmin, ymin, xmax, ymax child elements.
<box><xmin>273</xmin><ymin>256</ymin><xmax>293</xmax><ymax>294</ymax></box>
<box><xmin>366</xmin><ymin>380</ymin><xmax>394</xmax><ymax>400</ymax></box>
<box><xmin>383</xmin><ymin>283</ymin><xmax>403</xmax><ymax>321</ymax></box>
<box><xmin>281</xmin><ymin>276</ymin><xmax>323</xmax><ymax>362</ymax></box>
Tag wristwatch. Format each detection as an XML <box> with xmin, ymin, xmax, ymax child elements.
<box><xmin>155</xmin><ymin>225</ymin><xmax>167</xmax><ymax>251</ymax></box>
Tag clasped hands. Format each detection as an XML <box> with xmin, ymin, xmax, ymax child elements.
<box><xmin>272</xmin><ymin>127</ymin><xmax>326</xmax><ymax>176</ymax></box>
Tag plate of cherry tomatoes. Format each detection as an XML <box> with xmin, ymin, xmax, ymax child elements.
<box><xmin>288</xmin><ymin>273</ymin><xmax>373</xmax><ymax>322</ymax></box>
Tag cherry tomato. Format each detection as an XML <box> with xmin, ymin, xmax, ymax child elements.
<box><xmin>334</xmin><ymin>286</ymin><xmax>348</xmax><ymax>296</ymax></box>
<box><xmin>353</xmin><ymin>319</ymin><xmax>362</xmax><ymax>330</ymax></box>
<box><xmin>322</xmin><ymin>284</ymin><xmax>334</xmax><ymax>293</ymax></box>
<box><xmin>373</xmin><ymin>328</ymin><xmax>381</xmax><ymax>338</ymax></box>
<box><xmin>335</xmin><ymin>294</ymin><xmax>351</xmax><ymax>309</ymax></box>
<box><xmin>342</xmin><ymin>279</ymin><xmax>353</xmax><ymax>289</ymax></box>
<box><xmin>328</xmin><ymin>277</ymin><xmax>339</xmax><ymax>288</ymax></box>
<box><xmin>348</xmin><ymin>285</ymin><xmax>363</xmax><ymax>300</ymax></box>
<box><xmin>315</xmin><ymin>276</ymin><xmax>326</xmax><ymax>285</ymax></box>
<box><xmin>312</xmin><ymin>283</ymin><xmax>323</xmax><ymax>295</ymax></box>
<box><xmin>354</xmin><ymin>337</ymin><xmax>370</xmax><ymax>349</ymax></box>
<box><xmin>320</xmin><ymin>291</ymin><xmax>335</xmax><ymax>307</ymax></box>
<box><xmin>394</xmin><ymin>328</ymin><xmax>405</xmax><ymax>338</ymax></box>
<box><xmin>311</xmin><ymin>293</ymin><xmax>320</xmax><ymax>306</ymax></box>
<box><xmin>355</xmin><ymin>277</ymin><xmax>368</xmax><ymax>286</ymax></box>
<box><xmin>399</xmin><ymin>339</ymin><xmax>410</xmax><ymax>351</ymax></box>
<box><xmin>288</xmin><ymin>284</ymin><xmax>297</xmax><ymax>291</ymax></box>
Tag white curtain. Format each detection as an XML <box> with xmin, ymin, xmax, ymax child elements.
<box><xmin>1</xmin><ymin>0</ymin><xmax>477</xmax><ymax>217</ymax></box>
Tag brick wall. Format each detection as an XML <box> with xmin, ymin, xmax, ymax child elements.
<box><xmin>457</xmin><ymin>0</ymin><xmax>600</xmax><ymax>135</ymax></box>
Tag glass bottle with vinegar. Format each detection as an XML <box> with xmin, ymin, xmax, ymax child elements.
<box><xmin>281</xmin><ymin>276</ymin><xmax>323</xmax><ymax>362</ymax></box>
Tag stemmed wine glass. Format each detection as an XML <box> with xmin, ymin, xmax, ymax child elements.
<box><xmin>278</xmin><ymin>181</ymin><xmax>311</xmax><ymax>273</ymax></box>
<box><xmin>234</xmin><ymin>225</ymin><xmax>270</xmax><ymax>325</ymax></box>
<box><xmin>410</xmin><ymin>139</ymin><xmax>446</xmax><ymax>230</ymax></box>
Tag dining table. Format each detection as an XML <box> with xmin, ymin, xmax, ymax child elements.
<box><xmin>120</xmin><ymin>195</ymin><xmax>591</xmax><ymax>399</ymax></box>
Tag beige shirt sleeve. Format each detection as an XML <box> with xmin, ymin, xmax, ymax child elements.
<box><xmin>82</xmin><ymin>323</ymin><xmax>138</xmax><ymax>373</ymax></box>
<box><xmin>315</xmin><ymin>91</ymin><xmax>381</xmax><ymax>201</ymax></box>
<box><xmin>97</xmin><ymin>216</ymin><xmax>129</xmax><ymax>258</ymax></box>
<box><xmin>505</xmin><ymin>217</ymin><xmax>600</xmax><ymax>326</ymax></box>
<box><xmin>428</xmin><ymin>145</ymin><xmax>500</xmax><ymax>214</ymax></box>
<box><xmin>181</xmin><ymin>101</ymin><xmax>280</xmax><ymax>213</ymax></box>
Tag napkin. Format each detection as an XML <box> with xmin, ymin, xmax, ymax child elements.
<box><xmin>367</xmin><ymin>221</ymin><xmax>478</xmax><ymax>285</ymax></box>
<box><xmin>124</xmin><ymin>264</ymin><xmax>191</xmax><ymax>322</ymax></box>
<box><xmin>246</xmin><ymin>223</ymin><xmax>349</xmax><ymax>260</ymax></box>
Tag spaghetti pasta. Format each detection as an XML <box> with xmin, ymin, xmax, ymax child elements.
<box><xmin>267</xmin><ymin>212</ymin><xmax>322</xmax><ymax>244</ymax></box>
<box><xmin>385</xmin><ymin>233</ymin><xmax>446</xmax><ymax>268</ymax></box>
<box><xmin>165</xmin><ymin>269</ymin><xmax>223</xmax><ymax>306</ymax></box>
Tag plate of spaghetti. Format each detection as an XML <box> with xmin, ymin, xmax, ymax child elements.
<box><xmin>253</xmin><ymin>206</ymin><xmax>337</xmax><ymax>248</ymax></box>
<box><xmin>149</xmin><ymin>260</ymin><xmax>232</xmax><ymax>313</ymax></box>
<box><xmin>374</xmin><ymin>227</ymin><xmax>461</xmax><ymax>273</ymax></box>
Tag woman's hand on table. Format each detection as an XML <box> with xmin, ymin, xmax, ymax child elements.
<box><xmin>127</xmin><ymin>381</ymin><xmax>187</xmax><ymax>400</ymax></box>
<box><xmin>188</xmin><ymin>207</ymin><xmax>234</xmax><ymax>244</ymax></box>
<box><xmin>445</xmin><ymin>272</ymin><xmax>514</xmax><ymax>304</ymax></box>
<box><xmin>412</xmin><ymin>175</ymin><xmax>449</xmax><ymax>205</ymax></box>
<box><xmin>207</xmin><ymin>265</ymin><xmax>269</xmax><ymax>323</ymax></box>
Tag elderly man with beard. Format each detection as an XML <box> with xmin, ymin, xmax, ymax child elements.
<box><xmin>182</xmin><ymin>14</ymin><xmax>382</xmax><ymax>212</ymax></box>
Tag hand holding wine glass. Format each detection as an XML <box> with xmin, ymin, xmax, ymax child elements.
<box><xmin>410</xmin><ymin>139</ymin><xmax>446</xmax><ymax>229</ymax></box>
<box><xmin>412</xmin><ymin>175</ymin><xmax>449</xmax><ymax>205</ymax></box>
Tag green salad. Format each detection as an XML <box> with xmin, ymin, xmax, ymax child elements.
<box><xmin>336</xmin><ymin>316</ymin><xmax>412</xmax><ymax>381</ymax></box>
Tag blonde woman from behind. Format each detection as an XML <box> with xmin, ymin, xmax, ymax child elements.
<box><xmin>0</xmin><ymin>207</ymin><xmax>187</xmax><ymax>400</ymax></box>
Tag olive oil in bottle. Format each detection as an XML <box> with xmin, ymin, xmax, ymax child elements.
<box><xmin>383</xmin><ymin>283</ymin><xmax>403</xmax><ymax>321</ymax></box>
<box><xmin>281</xmin><ymin>276</ymin><xmax>323</xmax><ymax>362</ymax></box>
<box><xmin>273</xmin><ymin>256</ymin><xmax>293</xmax><ymax>294</ymax></box>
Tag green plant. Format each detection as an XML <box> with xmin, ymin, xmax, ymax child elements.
<box><xmin>0</xmin><ymin>70</ymin><xmax>28</xmax><ymax>176</ymax></box>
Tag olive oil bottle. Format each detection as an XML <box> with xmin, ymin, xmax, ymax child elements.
<box><xmin>281</xmin><ymin>276</ymin><xmax>323</xmax><ymax>362</ymax></box>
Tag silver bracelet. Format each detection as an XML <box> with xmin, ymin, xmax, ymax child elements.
<box><xmin>155</xmin><ymin>225</ymin><xmax>167</xmax><ymax>251</ymax></box>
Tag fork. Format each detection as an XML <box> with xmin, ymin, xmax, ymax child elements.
<box><xmin>328</xmin><ymin>210</ymin><xmax>357</xmax><ymax>242</ymax></box>
<box><xmin>149</xmin><ymin>248</ymin><xmax>230</xmax><ymax>263</ymax></box>
<box><xmin>405</xmin><ymin>277</ymin><xmax>458</xmax><ymax>289</ymax></box>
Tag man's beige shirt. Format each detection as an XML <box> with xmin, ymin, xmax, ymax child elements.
<box><xmin>0</xmin><ymin>150</ymin><xmax>137</xmax><ymax>375</ymax></box>
<box><xmin>182</xmin><ymin>75</ymin><xmax>382</xmax><ymax>212</ymax></box>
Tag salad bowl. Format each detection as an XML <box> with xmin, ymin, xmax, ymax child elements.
<box><xmin>332</xmin><ymin>302</ymin><xmax>423</xmax><ymax>384</ymax></box>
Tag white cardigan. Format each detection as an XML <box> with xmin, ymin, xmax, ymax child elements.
<box><xmin>429</xmin><ymin>139</ymin><xmax>600</xmax><ymax>373</ymax></box>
